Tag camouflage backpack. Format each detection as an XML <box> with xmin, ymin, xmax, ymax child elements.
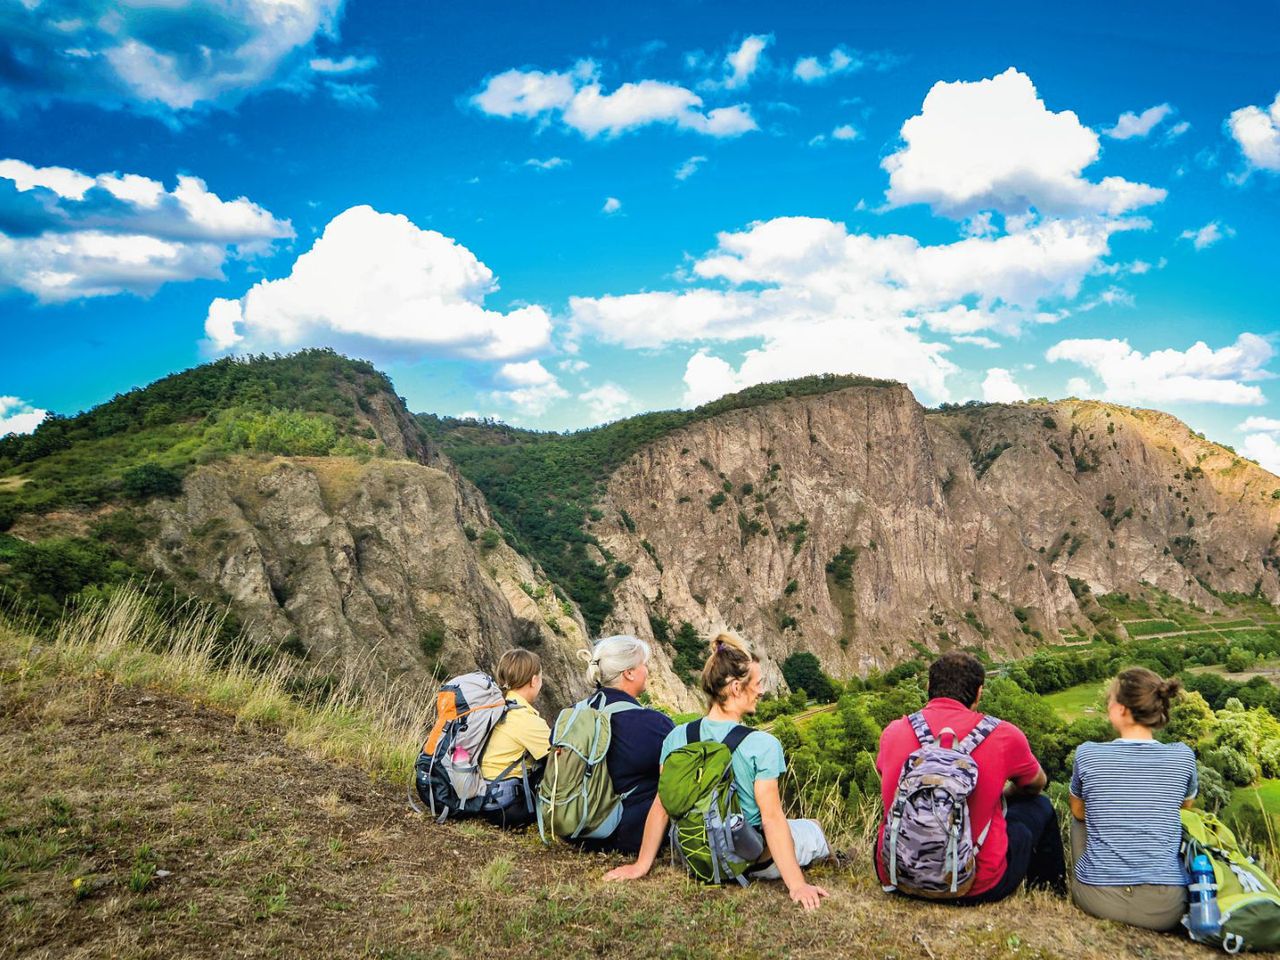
<box><xmin>881</xmin><ymin>711</ymin><xmax>1001</xmax><ymax>898</ymax></box>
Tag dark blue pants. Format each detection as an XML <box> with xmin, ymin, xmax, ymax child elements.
<box><xmin>963</xmin><ymin>793</ymin><xmax>1067</xmax><ymax>904</ymax></box>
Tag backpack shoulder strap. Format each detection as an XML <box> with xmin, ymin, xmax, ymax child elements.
<box><xmin>685</xmin><ymin>719</ymin><xmax>702</xmax><ymax>744</ymax></box>
<box><xmin>906</xmin><ymin>711</ymin><xmax>934</xmax><ymax>746</ymax></box>
<box><xmin>956</xmin><ymin>715</ymin><xmax>1001</xmax><ymax>755</ymax></box>
<box><xmin>602</xmin><ymin>700</ymin><xmax>640</xmax><ymax>716</ymax></box>
<box><xmin>586</xmin><ymin>689</ymin><xmax>608</xmax><ymax>710</ymax></box>
<box><xmin>722</xmin><ymin>724</ymin><xmax>753</xmax><ymax>755</ymax></box>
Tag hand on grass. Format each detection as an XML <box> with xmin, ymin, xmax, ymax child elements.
<box><xmin>603</xmin><ymin>863</ymin><xmax>649</xmax><ymax>882</ymax></box>
<box><xmin>789</xmin><ymin>882</ymin><xmax>829</xmax><ymax>911</ymax></box>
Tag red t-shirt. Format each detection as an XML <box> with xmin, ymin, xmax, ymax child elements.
<box><xmin>874</xmin><ymin>698</ymin><xmax>1041</xmax><ymax>896</ymax></box>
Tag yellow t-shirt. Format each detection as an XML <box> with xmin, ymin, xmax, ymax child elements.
<box><xmin>480</xmin><ymin>692</ymin><xmax>551</xmax><ymax>780</ymax></box>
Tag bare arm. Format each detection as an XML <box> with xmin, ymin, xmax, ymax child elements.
<box><xmin>1004</xmin><ymin>765</ymin><xmax>1047</xmax><ymax>799</ymax></box>
<box><xmin>1069</xmin><ymin>795</ymin><xmax>1085</xmax><ymax>821</ymax></box>
<box><xmin>1182</xmin><ymin>796</ymin><xmax>1195</xmax><ymax>810</ymax></box>
<box><xmin>603</xmin><ymin>794</ymin><xmax>669</xmax><ymax>882</ymax></box>
<box><xmin>754</xmin><ymin>779</ymin><xmax>829</xmax><ymax>911</ymax></box>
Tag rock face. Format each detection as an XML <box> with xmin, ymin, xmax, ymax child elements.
<box><xmin>145</xmin><ymin>457</ymin><xmax>593</xmax><ymax>710</ymax></box>
<box><xmin>590</xmin><ymin>386</ymin><xmax>1280</xmax><ymax>707</ymax></box>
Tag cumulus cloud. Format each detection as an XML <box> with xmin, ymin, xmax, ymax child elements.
<box><xmin>1238</xmin><ymin>417</ymin><xmax>1280</xmax><ymax>474</ymax></box>
<box><xmin>0</xmin><ymin>158</ymin><xmax>291</xmax><ymax>301</ymax></box>
<box><xmin>0</xmin><ymin>396</ymin><xmax>48</xmax><ymax>436</ymax></box>
<box><xmin>1239</xmin><ymin>416</ymin><xmax>1280</xmax><ymax>433</ymax></box>
<box><xmin>882</xmin><ymin>68</ymin><xmax>1166</xmax><ymax>218</ymax></box>
<box><xmin>602</xmin><ymin>196</ymin><xmax>622</xmax><ymax>214</ymax></box>
<box><xmin>1103</xmin><ymin>103</ymin><xmax>1174</xmax><ymax>139</ymax></box>
<box><xmin>568</xmin><ymin>207</ymin><xmax>1140</xmax><ymax>407</ymax></box>
<box><xmin>953</xmin><ymin>335</ymin><xmax>1000</xmax><ymax>349</ymax></box>
<box><xmin>0</xmin><ymin>0</ymin><xmax>362</xmax><ymax>116</ymax></box>
<box><xmin>675</xmin><ymin>155</ymin><xmax>708</xmax><ymax>180</ymax></box>
<box><xmin>1046</xmin><ymin>334</ymin><xmax>1274</xmax><ymax>406</ymax></box>
<box><xmin>1227</xmin><ymin>91</ymin><xmax>1280</xmax><ymax>174</ymax></box>
<box><xmin>1179</xmin><ymin>221</ymin><xmax>1235</xmax><ymax>250</ymax></box>
<box><xmin>715</xmin><ymin>35</ymin><xmax>771</xmax><ymax>90</ymax></box>
<box><xmin>203</xmin><ymin>205</ymin><xmax>551</xmax><ymax>361</ymax></box>
<box><xmin>471</xmin><ymin>59</ymin><xmax>757</xmax><ymax>139</ymax></box>
<box><xmin>1242</xmin><ymin>434</ymin><xmax>1280</xmax><ymax>474</ymax></box>
<box><xmin>792</xmin><ymin>47</ymin><xmax>860</xmax><ymax>83</ymax></box>
<box><xmin>491</xmin><ymin>360</ymin><xmax>568</xmax><ymax>415</ymax></box>
<box><xmin>981</xmin><ymin>368</ymin><xmax>1028</xmax><ymax>402</ymax></box>
<box><xmin>831</xmin><ymin>124</ymin><xmax>859</xmax><ymax>141</ymax></box>
<box><xmin>579</xmin><ymin>383</ymin><xmax>633</xmax><ymax>422</ymax></box>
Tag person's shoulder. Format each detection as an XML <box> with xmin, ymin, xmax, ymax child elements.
<box><xmin>986</xmin><ymin>715</ymin><xmax>1030</xmax><ymax>743</ymax></box>
<box><xmin>1163</xmin><ymin>740</ymin><xmax>1196</xmax><ymax>761</ymax></box>
<box><xmin>743</xmin><ymin>727</ymin><xmax>783</xmax><ymax>755</ymax></box>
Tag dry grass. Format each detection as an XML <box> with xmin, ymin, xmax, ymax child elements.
<box><xmin>0</xmin><ymin>591</ymin><xmax>1224</xmax><ymax>960</ymax></box>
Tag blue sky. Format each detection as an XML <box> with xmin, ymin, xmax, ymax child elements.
<box><xmin>2</xmin><ymin>1</ymin><xmax>1279</xmax><ymax>469</ymax></box>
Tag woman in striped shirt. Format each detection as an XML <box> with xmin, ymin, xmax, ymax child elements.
<box><xmin>1069</xmin><ymin>667</ymin><xmax>1198</xmax><ymax>931</ymax></box>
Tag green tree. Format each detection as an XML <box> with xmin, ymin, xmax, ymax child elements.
<box><xmin>781</xmin><ymin>652</ymin><xmax>836</xmax><ymax>703</ymax></box>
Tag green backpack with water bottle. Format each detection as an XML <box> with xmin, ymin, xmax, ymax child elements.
<box><xmin>1180</xmin><ymin>809</ymin><xmax>1280</xmax><ymax>953</ymax></box>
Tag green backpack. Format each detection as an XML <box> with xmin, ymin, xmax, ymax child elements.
<box><xmin>658</xmin><ymin>720</ymin><xmax>763</xmax><ymax>886</ymax></box>
<box><xmin>536</xmin><ymin>691</ymin><xmax>638</xmax><ymax>842</ymax></box>
<box><xmin>1181</xmin><ymin>809</ymin><xmax>1280</xmax><ymax>953</ymax></box>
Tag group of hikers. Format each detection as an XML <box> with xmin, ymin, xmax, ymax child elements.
<box><xmin>412</xmin><ymin>631</ymin><xmax>1279</xmax><ymax>950</ymax></box>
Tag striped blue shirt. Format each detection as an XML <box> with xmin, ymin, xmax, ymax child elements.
<box><xmin>1070</xmin><ymin>739</ymin><xmax>1197</xmax><ymax>886</ymax></box>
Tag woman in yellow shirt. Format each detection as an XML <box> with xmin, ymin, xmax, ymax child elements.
<box><xmin>480</xmin><ymin>649</ymin><xmax>551</xmax><ymax>827</ymax></box>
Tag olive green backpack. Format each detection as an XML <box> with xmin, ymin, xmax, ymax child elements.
<box><xmin>657</xmin><ymin>721</ymin><xmax>763</xmax><ymax>886</ymax></box>
<box><xmin>1180</xmin><ymin>809</ymin><xmax>1280</xmax><ymax>953</ymax></box>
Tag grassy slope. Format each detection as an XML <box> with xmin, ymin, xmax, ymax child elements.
<box><xmin>0</xmin><ymin>601</ymin><xmax>1215</xmax><ymax>960</ymax></box>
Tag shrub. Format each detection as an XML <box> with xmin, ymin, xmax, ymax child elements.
<box><xmin>1203</xmin><ymin>745</ymin><xmax>1257</xmax><ymax>787</ymax></box>
<box><xmin>781</xmin><ymin>652</ymin><xmax>836</xmax><ymax>703</ymax></box>
<box><xmin>121</xmin><ymin>463</ymin><xmax>184</xmax><ymax>500</ymax></box>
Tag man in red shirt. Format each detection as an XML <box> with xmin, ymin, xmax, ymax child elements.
<box><xmin>875</xmin><ymin>651</ymin><xmax>1066</xmax><ymax>902</ymax></box>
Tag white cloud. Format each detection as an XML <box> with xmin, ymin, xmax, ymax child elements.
<box><xmin>472</xmin><ymin>59</ymin><xmax>757</xmax><ymax>139</ymax></box>
<box><xmin>1241</xmin><ymin>433</ymin><xmax>1280</xmax><ymax>475</ymax></box>
<box><xmin>792</xmin><ymin>47</ymin><xmax>860</xmax><ymax>83</ymax></box>
<box><xmin>0</xmin><ymin>159</ymin><xmax>291</xmax><ymax>302</ymax></box>
<box><xmin>675</xmin><ymin>155</ymin><xmax>708</xmax><ymax>180</ymax></box>
<box><xmin>203</xmin><ymin>205</ymin><xmax>551</xmax><ymax>361</ymax></box>
<box><xmin>882</xmin><ymin>68</ymin><xmax>1166</xmax><ymax>218</ymax></box>
<box><xmin>602</xmin><ymin>196</ymin><xmax>622</xmax><ymax>214</ymax></box>
<box><xmin>1179</xmin><ymin>221</ymin><xmax>1235</xmax><ymax>250</ymax></box>
<box><xmin>1166</xmin><ymin>120</ymin><xmax>1191</xmax><ymax>141</ymax></box>
<box><xmin>525</xmin><ymin>157</ymin><xmax>570</xmax><ymax>171</ymax></box>
<box><xmin>831</xmin><ymin>124</ymin><xmax>859</xmax><ymax>141</ymax></box>
<box><xmin>1046</xmin><ymin>334</ymin><xmax>1274</xmax><ymax>406</ymax></box>
<box><xmin>579</xmin><ymin>382</ymin><xmax>633</xmax><ymax>422</ymax></box>
<box><xmin>558</xmin><ymin>358</ymin><xmax>589</xmax><ymax>374</ymax></box>
<box><xmin>1239</xmin><ymin>416</ymin><xmax>1280</xmax><ymax>433</ymax></box>
<box><xmin>981</xmin><ymin>367</ymin><xmax>1028</xmax><ymax>402</ymax></box>
<box><xmin>1</xmin><ymin>0</ymin><xmax>354</xmax><ymax>115</ymax></box>
<box><xmin>953</xmin><ymin>335</ymin><xmax>1000</xmax><ymax>349</ymax></box>
<box><xmin>0</xmin><ymin>396</ymin><xmax>48</xmax><ymax>436</ymax></box>
<box><xmin>1103</xmin><ymin>103</ymin><xmax>1174</xmax><ymax>139</ymax></box>
<box><xmin>1228</xmin><ymin>92</ymin><xmax>1280</xmax><ymax>174</ymax></box>
<box><xmin>492</xmin><ymin>360</ymin><xmax>568</xmax><ymax>415</ymax></box>
<box><xmin>324</xmin><ymin>82</ymin><xmax>376</xmax><ymax>109</ymax></box>
<box><xmin>309</xmin><ymin>55</ymin><xmax>377</xmax><ymax>75</ymax></box>
<box><xmin>719</xmin><ymin>35</ymin><xmax>770</xmax><ymax>90</ymax></box>
<box><xmin>569</xmin><ymin>208</ymin><xmax>1140</xmax><ymax>407</ymax></box>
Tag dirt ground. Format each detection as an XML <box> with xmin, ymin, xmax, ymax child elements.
<box><xmin>0</xmin><ymin>674</ymin><xmax>1233</xmax><ymax>960</ymax></box>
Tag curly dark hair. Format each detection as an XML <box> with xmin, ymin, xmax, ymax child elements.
<box><xmin>927</xmin><ymin>651</ymin><xmax>986</xmax><ymax>707</ymax></box>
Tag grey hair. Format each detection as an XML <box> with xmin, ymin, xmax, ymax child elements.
<box><xmin>579</xmin><ymin>634</ymin><xmax>651</xmax><ymax>687</ymax></box>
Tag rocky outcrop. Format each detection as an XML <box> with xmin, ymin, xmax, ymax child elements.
<box><xmin>145</xmin><ymin>457</ymin><xmax>593</xmax><ymax>710</ymax></box>
<box><xmin>590</xmin><ymin>387</ymin><xmax>1280</xmax><ymax>704</ymax></box>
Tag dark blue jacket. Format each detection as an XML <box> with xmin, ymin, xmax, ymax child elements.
<box><xmin>580</xmin><ymin>686</ymin><xmax>673</xmax><ymax>854</ymax></box>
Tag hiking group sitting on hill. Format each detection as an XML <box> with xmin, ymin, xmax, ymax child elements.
<box><xmin>414</xmin><ymin>635</ymin><xmax>1280</xmax><ymax>949</ymax></box>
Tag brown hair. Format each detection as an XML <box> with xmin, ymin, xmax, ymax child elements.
<box><xmin>496</xmin><ymin>649</ymin><xmax>541</xmax><ymax>692</ymax></box>
<box><xmin>1111</xmin><ymin>667</ymin><xmax>1182</xmax><ymax>729</ymax></box>
<box><xmin>700</xmin><ymin>631</ymin><xmax>758</xmax><ymax>705</ymax></box>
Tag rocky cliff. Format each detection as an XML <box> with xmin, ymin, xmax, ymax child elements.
<box><xmin>143</xmin><ymin>456</ymin><xmax>594</xmax><ymax>710</ymax></box>
<box><xmin>589</xmin><ymin>386</ymin><xmax>1280</xmax><ymax>705</ymax></box>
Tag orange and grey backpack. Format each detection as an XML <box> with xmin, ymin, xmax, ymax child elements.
<box><xmin>409</xmin><ymin>671</ymin><xmax>531</xmax><ymax>822</ymax></box>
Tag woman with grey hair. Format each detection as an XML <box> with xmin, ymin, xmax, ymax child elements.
<box><xmin>571</xmin><ymin>634</ymin><xmax>674</xmax><ymax>855</ymax></box>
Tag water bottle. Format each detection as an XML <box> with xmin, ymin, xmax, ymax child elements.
<box><xmin>1187</xmin><ymin>854</ymin><xmax>1221</xmax><ymax>939</ymax></box>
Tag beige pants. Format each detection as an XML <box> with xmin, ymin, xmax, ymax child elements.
<box><xmin>1069</xmin><ymin>819</ymin><xmax>1186</xmax><ymax>931</ymax></box>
